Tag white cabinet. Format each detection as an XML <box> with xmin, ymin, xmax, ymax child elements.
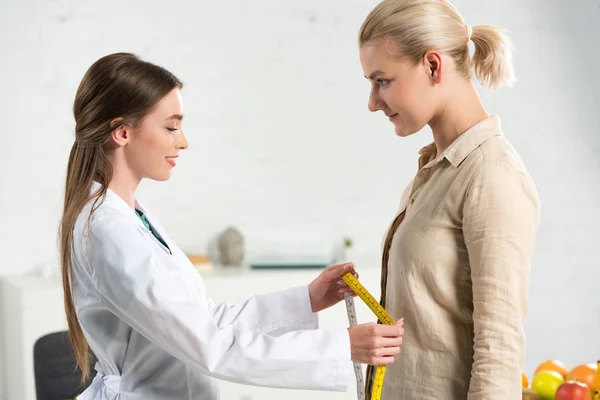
<box><xmin>0</xmin><ymin>265</ymin><xmax>383</xmax><ymax>400</ymax></box>
<box><xmin>0</xmin><ymin>275</ymin><xmax>69</xmax><ymax>400</ymax></box>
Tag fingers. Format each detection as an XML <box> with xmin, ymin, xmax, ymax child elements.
<box><xmin>370</xmin><ymin>356</ymin><xmax>397</xmax><ymax>365</ymax></box>
<box><xmin>320</xmin><ymin>263</ymin><xmax>354</xmax><ymax>282</ymax></box>
<box><xmin>373</xmin><ymin>336</ymin><xmax>403</xmax><ymax>348</ymax></box>
<box><xmin>375</xmin><ymin>320</ymin><xmax>404</xmax><ymax>337</ymax></box>
<box><xmin>369</xmin><ymin>345</ymin><xmax>402</xmax><ymax>358</ymax></box>
<box><xmin>370</xmin><ymin>321</ymin><xmax>403</xmax><ymax>339</ymax></box>
<box><xmin>337</xmin><ymin>283</ymin><xmax>358</xmax><ymax>295</ymax></box>
<box><xmin>336</xmin><ymin>269</ymin><xmax>359</xmax><ymax>295</ymax></box>
<box><xmin>368</xmin><ymin>321</ymin><xmax>403</xmax><ymax>365</ymax></box>
<box><xmin>363</xmin><ymin>342</ymin><xmax>402</xmax><ymax>365</ymax></box>
<box><xmin>348</xmin><ymin>320</ymin><xmax>404</xmax><ymax>366</ymax></box>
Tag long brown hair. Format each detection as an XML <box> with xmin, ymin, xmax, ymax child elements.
<box><xmin>59</xmin><ymin>52</ymin><xmax>182</xmax><ymax>380</ymax></box>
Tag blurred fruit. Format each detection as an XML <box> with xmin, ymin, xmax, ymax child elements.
<box><xmin>590</xmin><ymin>362</ymin><xmax>600</xmax><ymax>393</ymax></box>
<box><xmin>567</xmin><ymin>362</ymin><xmax>600</xmax><ymax>392</ymax></box>
<box><xmin>535</xmin><ymin>360</ymin><xmax>569</xmax><ymax>379</ymax></box>
<box><xmin>532</xmin><ymin>370</ymin><xmax>564</xmax><ymax>400</ymax></box>
<box><xmin>522</xmin><ymin>371</ymin><xmax>529</xmax><ymax>388</ymax></box>
<box><xmin>522</xmin><ymin>388</ymin><xmax>541</xmax><ymax>399</ymax></box>
<box><xmin>593</xmin><ymin>389</ymin><xmax>600</xmax><ymax>400</ymax></box>
<box><xmin>555</xmin><ymin>380</ymin><xmax>592</xmax><ymax>400</ymax></box>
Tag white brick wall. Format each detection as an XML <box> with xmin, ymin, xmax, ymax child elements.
<box><xmin>0</xmin><ymin>0</ymin><xmax>599</xmax><ymax>395</ymax></box>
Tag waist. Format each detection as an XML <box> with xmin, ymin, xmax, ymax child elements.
<box><xmin>77</xmin><ymin>362</ymin><xmax>121</xmax><ymax>400</ymax></box>
<box><xmin>381</xmin><ymin>345</ymin><xmax>472</xmax><ymax>400</ymax></box>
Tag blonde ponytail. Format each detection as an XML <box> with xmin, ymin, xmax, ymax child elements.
<box><xmin>359</xmin><ymin>0</ymin><xmax>516</xmax><ymax>90</ymax></box>
<box><xmin>470</xmin><ymin>24</ymin><xmax>516</xmax><ymax>90</ymax></box>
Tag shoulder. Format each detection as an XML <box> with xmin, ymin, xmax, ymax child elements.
<box><xmin>458</xmin><ymin>133</ymin><xmax>539</xmax><ymax>208</ymax></box>
<box><xmin>75</xmin><ymin>198</ymin><xmax>122</xmax><ymax>231</ymax></box>
<box><xmin>460</xmin><ymin>131</ymin><xmax>536</xmax><ymax>191</ymax></box>
<box><xmin>477</xmin><ymin>135</ymin><xmax>530</xmax><ymax>176</ymax></box>
<box><xmin>73</xmin><ymin>197</ymin><xmax>142</xmax><ymax>252</ymax></box>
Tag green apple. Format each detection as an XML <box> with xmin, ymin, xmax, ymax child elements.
<box><xmin>532</xmin><ymin>370</ymin><xmax>565</xmax><ymax>400</ymax></box>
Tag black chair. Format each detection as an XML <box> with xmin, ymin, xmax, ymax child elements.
<box><xmin>33</xmin><ymin>331</ymin><xmax>96</xmax><ymax>400</ymax></box>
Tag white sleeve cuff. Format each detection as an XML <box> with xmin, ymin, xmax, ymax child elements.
<box><xmin>332</xmin><ymin>328</ymin><xmax>352</xmax><ymax>390</ymax></box>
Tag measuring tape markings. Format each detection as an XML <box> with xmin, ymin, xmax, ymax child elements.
<box><xmin>344</xmin><ymin>292</ymin><xmax>365</xmax><ymax>400</ymax></box>
<box><xmin>341</xmin><ymin>272</ymin><xmax>397</xmax><ymax>400</ymax></box>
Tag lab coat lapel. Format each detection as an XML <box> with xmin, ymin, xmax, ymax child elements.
<box><xmin>91</xmin><ymin>182</ymin><xmax>172</xmax><ymax>256</ymax></box>
<box><xmin>134</xmin><ymin>199</ymin><xmax>173</xmax><ymax>256</ymax></box>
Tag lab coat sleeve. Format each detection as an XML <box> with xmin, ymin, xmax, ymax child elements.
<box><xmin>87</xmin><ymin>217</ymin><xmax>351</xmax><ymax>390</ymax></box>
<box><xmin>207</xmin><ymin>285</ymin><xmax>319</xmax><ymax>335</ymax></box>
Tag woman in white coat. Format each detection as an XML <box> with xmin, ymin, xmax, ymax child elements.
<box><xmin>59</xmin><ymin>52</ymin><xmax>404</xmax><ymax>400</ymax></box>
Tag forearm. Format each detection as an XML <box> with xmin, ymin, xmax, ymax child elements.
<box><xmin>209</xmin><ymin>285</ymin><xmax>318</xmax><ymax>335</ymax></box>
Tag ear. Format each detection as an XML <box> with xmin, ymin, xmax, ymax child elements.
<box><xmin>423</xmin><ymin>50</ymin><xmax>443</xmax><ymax>84</ymax></box>
<box><xmin>109</xmin><ymin>118</ymin><xmax>131</xmax><ymax>147</ymax></box>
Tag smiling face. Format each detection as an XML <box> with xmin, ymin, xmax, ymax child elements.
<box><xmin>360</xmin><ymin>39</ymin><xmax>444</xmax><ymax>137</ymax></box>
<box><xmin>110</xmin><ymin>88</ymin><xmax>189</xmax><ymax>182</ymax></box>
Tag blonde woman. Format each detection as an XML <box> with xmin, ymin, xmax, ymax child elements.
<box><xmin>358</xmin><ymin>0</ymin><xmax>540</xmax><ymax>399</ymax></box>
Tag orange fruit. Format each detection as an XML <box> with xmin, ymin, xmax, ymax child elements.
<box><xmin>535</xmin><ymin>360</ymin><xmax>569</xmax><ymax>379</ymax></box>
<box><xmin>567</xmin><ymin>362</ymin><xmax>600</xmax><ymax>392</ymax></box>
<box><xmin>522</xmin><ymin>371</ymin><xmax>529</xmax><ymax>388</ymax></box>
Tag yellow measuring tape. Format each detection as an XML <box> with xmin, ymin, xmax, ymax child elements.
<box><xmin>341</xmin><ymin>272</ymin><xmax>395</xmax><ymax>400</ymax></box>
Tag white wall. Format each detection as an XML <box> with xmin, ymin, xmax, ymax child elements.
<box><xmin>0</xmin><ymin>0</ymin><xmax>599</xmax><ymax>391</ymax></box>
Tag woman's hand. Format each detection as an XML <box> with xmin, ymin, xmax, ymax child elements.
<box><xmin>348</xmin><ymin>320</ymin><xmax>404</xmax><ymax>365</ymax></box>
<box><xmin>308</xmin><ymin>263</ymin><xmax>358</xmax><ymax>313</ymax></box>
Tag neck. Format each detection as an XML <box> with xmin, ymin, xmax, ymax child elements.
<box><xmin>429</xmin><ymin>81</ymin><xmax>490</xmax><ymax>155</ymax></box>
<box><xmin>108</xmin><ymin>156</ymin><xmax>141</xmax><ymax>209</ymax></box>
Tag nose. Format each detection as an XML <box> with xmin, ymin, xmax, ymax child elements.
<box><xmin>176</xmin><ymin>129</ymin><xmax>189</xmax><ymax>150</ymax></box>
<box><xmin>368</xmin><ymin>88</ymin><xmax>384</xmax><ymax>113</ymax></box>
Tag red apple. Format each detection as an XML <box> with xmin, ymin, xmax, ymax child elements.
<box><xmin>556</xmin><ymin>380</ymin><xmax>592</xmax><ymax>400</ymax></box>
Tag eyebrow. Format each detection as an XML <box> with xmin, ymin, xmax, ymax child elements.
<box><xmin>166</xmin><ymin>114</ymin><xmax>184</xmax><ymax>121</ymax></box>
<box><xmin>365</xmin><ymin>70</ymin><xmax>385</xmax><ymax>80</ymax></box>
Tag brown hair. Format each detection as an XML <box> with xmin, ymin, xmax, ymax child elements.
<box><xmin>59</xmin><ymin>52</ymin><xmax>183</xmax><ymax>380</ymax></box>
<box><xmin>359</xmin><ymin>0</ymin><xmax>516</xmax><ymax>90</ymax></box>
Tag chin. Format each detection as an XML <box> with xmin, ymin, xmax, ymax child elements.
<box><xmin>149</xmin><ymin>172</ymin><xmax>172</xmax><ymax>182</ymax></box>
<box><xmin>394</xmin><ymin>126</ymin><xmax>417</xmax><ymax>137</ymax></box>
<box><xmin>393</xmin><ymin>120</ymin><xmax>424</xmax><ymax>137</ymax></box>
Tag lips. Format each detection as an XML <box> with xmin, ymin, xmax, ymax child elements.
<box><xmin>165</xmin><ymin>155</ymin><xmax>178</xmax><ymax>167</ymax></box>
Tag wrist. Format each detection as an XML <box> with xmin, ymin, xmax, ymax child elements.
<box><xmin>308</xmin><ymin>282</ymin><xmax>317</xmax><ymax>313</ymax></box>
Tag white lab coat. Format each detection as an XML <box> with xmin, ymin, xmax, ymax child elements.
<box><xmin>71</xmin><ymin>184</ymin><xmax>351</xmax><ymax>400</ymax></box>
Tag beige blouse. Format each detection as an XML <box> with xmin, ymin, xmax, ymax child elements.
<box><xmin>365</xmin><ymin>116</ymin><xmax>540</xmax><ymax>400</ymax></box>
